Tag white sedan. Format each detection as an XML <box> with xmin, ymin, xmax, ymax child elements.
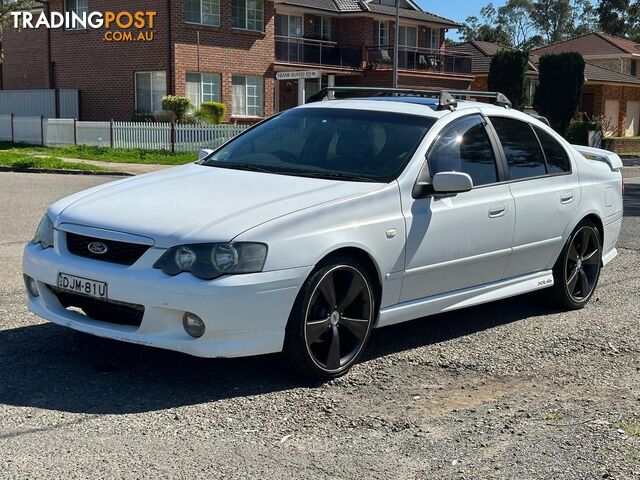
<box><xmin>23</xmin><ymin>88</ymin><xmax>624</xmax><ymax>379</ymax></box>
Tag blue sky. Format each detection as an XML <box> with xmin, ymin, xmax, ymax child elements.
<box><xmin>416</xmin><ymin>0</ymin><xmax>508</xmax><ymax>40</ymax></box>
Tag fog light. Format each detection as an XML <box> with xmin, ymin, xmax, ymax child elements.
<box><xmin>183</xmin><ymin>312</ymin><xmax>205</xmax><ymax>338</ymax></box>
<box><xmin>24</xmin><ymin>275</ymin><xmax>39</xmax><ymax>297</ymax></box>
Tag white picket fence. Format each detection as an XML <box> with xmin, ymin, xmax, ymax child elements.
<box><xmin>0</xmin><ymin>114</ymin><xmax>249</xmax><ymax>151</ymax></box>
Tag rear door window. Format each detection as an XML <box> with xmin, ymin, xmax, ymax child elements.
<box><xmin>490</xmin><ymin>117</ymin><xmax>546</xmax><ymax>180</ymax></box>
<box><xmin>535</xmin><ymin>127</ymin><xmax>571</xmax><ymax>174</ymax></box>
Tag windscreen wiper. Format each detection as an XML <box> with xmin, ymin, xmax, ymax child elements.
<box><xmin>298</xmin><ymin>172</ymin><xmax>377</xmax><ymax>182</ymax></box>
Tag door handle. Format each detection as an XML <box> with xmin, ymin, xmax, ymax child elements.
<box><xmin>489</xmin><ymin>202</ymin><xmax>507</xmax><ymax>218</ymax></box>
<box><xmin>560</xmin><ymin>190</ymin><xmax>574</xmax><ymax>204</ymax></box>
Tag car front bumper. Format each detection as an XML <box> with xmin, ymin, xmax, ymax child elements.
<box><xmin>22</xmin><ymin>242</ymin><xmax>312</xmax><ymax>358</ymax></box>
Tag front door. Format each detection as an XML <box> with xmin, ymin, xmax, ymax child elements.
<box><xmin>400</xmin><ymin>114</ymin><xmax>515</xmax><ymax>302</ymax></box>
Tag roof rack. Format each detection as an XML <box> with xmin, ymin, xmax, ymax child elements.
<box><xmin>305</xmin><ymin>87</ymin><xmax>512</xmax><ymax>110</ymax></box>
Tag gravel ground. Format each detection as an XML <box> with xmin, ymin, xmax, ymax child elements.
<box><xmin>0</xmin><ymin>171</ymin><xmax>638</xmax><ymax>480</ymax></box>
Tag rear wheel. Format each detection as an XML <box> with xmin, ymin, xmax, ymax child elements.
<box><xmin>551</xmin><ymin>220</ymin><xmax>602</xmax><ymax>310</ymax></box>
<box><xmin>283</xmin><ymin>257</ymin><xmax>376</xmax><ymax>380</ymax></box>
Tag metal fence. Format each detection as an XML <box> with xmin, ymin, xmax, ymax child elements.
<box><xmin>0</xmin><ymin>115</ymin><xmax>249</xmax><ymax>151</ymax></box>
<box><xmin>0</xmin><ymin>89</ymin><xmax>79</xmax><ymax>118</ymax></box>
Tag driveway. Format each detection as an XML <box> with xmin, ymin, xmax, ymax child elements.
<box><xmin>0</xmin><ymin>172</ymin><xmax>638</xmax><ymax>479</ymax></box>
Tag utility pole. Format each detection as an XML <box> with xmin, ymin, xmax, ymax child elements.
<box><xmin>392</xmin><ymin>0</ymin><xmax>400</xmax><ymax>87</ymax></box>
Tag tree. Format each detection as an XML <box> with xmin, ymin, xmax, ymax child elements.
<box><xmin>488</xmin><ymin>50</ymin><xmax>529</xmax><ymax>110</ymax></box>
<box><xmin>533</xmin><ymin>53</ymin><xmax>585</xmax><ymax>135</ymax></box>
<box><xmin>597</xmin><ymin>0</ymin><xmax>640</xmax><ymax>38</ymax></box>
<box><xmin>0</xmin><ymin>0</ymin><xmax>36</xmax><ymax>39</ymax></box>
<box><xmin>496</xmin><ymin>0</ymin><xmax>536</xmax><ymax>49</ymax></box>
<box><xmin>461</xmin><ymin>4</ymin><xmax>514</xmax><ymax>46</ymax></box>
<box><xmin>530</xmin><ymin>0</ymin><xmax>596</xmax><ymax>43</ymax></box>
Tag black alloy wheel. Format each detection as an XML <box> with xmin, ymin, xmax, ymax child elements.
<box><xmin>551</xmin><ymin>220</ymin><xmax>602</xmax><ymax>310</ymax></box>
<box><xmin>284</xmin><ymin>257</ymin><xmax>376</xmax><ymax>379</ymax></box>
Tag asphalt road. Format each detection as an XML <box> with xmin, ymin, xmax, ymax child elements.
<box><xmin>0</xmin><ymin>171</ymin><xmax>638</xmax><ymax>479</ymax></box>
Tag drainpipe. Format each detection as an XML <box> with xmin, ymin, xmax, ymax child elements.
<box><xmin>167</xmin><ymin>0</ymin><xmax>174</xmax><ymax>94</ymax></box>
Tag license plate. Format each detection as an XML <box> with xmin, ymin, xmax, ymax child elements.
<box><xmin>57</xmin><ymin>273</ymin><xmax>108</xmax><ymax>300</ymax></box>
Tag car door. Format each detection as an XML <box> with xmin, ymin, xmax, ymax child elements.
<box><xmin>487</xmin><ymin>117</ymin><xmax>580</xmax><ymax>278</ymax></box>
<box><xmin>399</xmin><ymin>114</ymin><xmax>515</xmax><ymax>302</ymax></box>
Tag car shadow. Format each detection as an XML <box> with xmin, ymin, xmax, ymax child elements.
<box><xmin>623</xmin><ymin>183</ymin><xmax>640</xmax><ymax>217</ymax></box>
<box><xmin>0</xmin><ymin>291</ymin><xmax>559</xmax><ymax>415</ymax></box>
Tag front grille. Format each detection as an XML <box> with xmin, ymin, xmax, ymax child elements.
<box><xmin>48</xmin><ymin>285</ymin><xmax>144</xmax><ymax>327</ymax></box>
<box><xmin>66</xmin><ymin>232</ymin><xmax>149</xmax><ymax>266</ymax></box>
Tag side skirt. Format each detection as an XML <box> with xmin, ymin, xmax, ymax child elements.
<box><xmin>377</xmin><ymin>270</ymin><xmax>554</xmax><ymax>328</ymax></box>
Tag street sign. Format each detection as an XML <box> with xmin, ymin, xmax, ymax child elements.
<box><xmin>275</xmin><ymin>70</ymin><xmax>321</xmax><ymax>80</ymax></box>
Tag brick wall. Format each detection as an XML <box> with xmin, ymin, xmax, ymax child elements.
<box><xmin>2</xmin><ymin>24</ymin><xmax>50</xmax><ymax>89</ymax></box>
<box><xmin>47</xmin><ymin>0</ymin><xmax>169</xmax><ymax>121</ymax></box>
<box><xmin>584</xmin><ymin>83</ymin><xmax>640</xmax><ymax>136</ymax></box>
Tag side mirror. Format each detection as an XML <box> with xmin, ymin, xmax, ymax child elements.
<box><xmin>432</xmin><ymin>171</ymin><xmax>473</xmax><ymax>194</ymax></box>
<box><xmin>198</xmin><ymin>149</ymin><xmax>215</xmax><ymax>161</ymax></box>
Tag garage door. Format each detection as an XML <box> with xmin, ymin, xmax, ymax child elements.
<box><xmin>626</xmin><ymin>101</ymin><xmax>640</xmax><ymax>137</ymax></box>
<box><xmin>605</xmin><ymin>99</ymin><xmax>620</xmax><ymax>136</ymax></box>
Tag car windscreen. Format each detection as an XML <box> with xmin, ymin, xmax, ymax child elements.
<box><xmin>202</xmin><ymin>108</ymin><xmax>435</xmax><ymax>183</ymax></box>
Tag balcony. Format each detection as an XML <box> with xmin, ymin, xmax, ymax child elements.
<box><xmin>365</xmin><ymin>46</ymin><xmax>473</xmax><ymax>76</ymax></box>
<box><xmin>275</xmin><ymin>36</ymin><xmax>363</xmax><ymax>69</ymax></box>
<box><xmin>274</xmin><ymin>37</ymin><xmax>473</xmax><ymax>77</ymax></box>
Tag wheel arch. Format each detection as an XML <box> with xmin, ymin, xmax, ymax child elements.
<box><xmin>316</xmin><ymin>246</ymin><xmax>383</xmax><ymax>311</ymax></box>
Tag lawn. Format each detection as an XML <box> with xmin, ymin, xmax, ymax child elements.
<box><xmin>0</xmin><ymin>142</ymin><xmax>198</xmax><ymax>165</ymax></box>
<box><xmin>0</xmin><ymin>151</ymin><xmax>107</xmax><ymax>172</ymax></box>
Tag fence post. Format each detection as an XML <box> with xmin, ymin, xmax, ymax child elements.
<box><xmin>73</xmin><ymin>118</ymin><xmax>77</xmax><ymax>145</ymax></box>
<box><xmin>40</xmin><ymin>115</ymin><xmax>45</xmax><ymax>146</ymax></box>
<box><xmin>110</xmin><ymin>119</ymin><xmax>114</xmax><ymax>148</ymax></box>
<box><xmin>10</xmin><ymin>113</ymin><xmax>14</xmax><ymax>144</ymax></box>
<box><xmin>171</xmin><ymin>121</ymin><xmax>176</xmax><ymax>153</ymax></box>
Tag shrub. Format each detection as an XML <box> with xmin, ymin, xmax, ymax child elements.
<box><xmin>533</xmin><ymin>53</ymin><xmax>585</xmax><ymax>136</ymax></box>
<box><xmin>565</xmin><ymin>121</ymin><xmax>598</xmax><ymax>145</ymax></box>
<box><xmin>488</xmin><ymin>50</ymin><xmax>528</xmax><ymax>110</ymax></box>
<box><xmin>161</xmin><ymin>96</ymin><xmax>193</xmax><ymax>123</ymax></box>
<box><xmin>196</xmin><ymin>102</ymin><xmax>227</xmax><ymax>125</ymax></box>
<box><xmin>152</xmin><ymin>110</ymin><xmax>177</xmax><ymax>123</ymax></box>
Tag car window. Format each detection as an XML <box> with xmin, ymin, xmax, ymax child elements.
<box><xmin>428</xmin><ymin>115</ymin><xmax>498</xmax><ymax>187</ymax></box>
<box><xmin>534</xmin><ymin>127</ymin><xmax>571</xmax><ymax>174</ymax></box>
<box><xmin>490</xmin><ymin>117</ymin><xmax>546</xmax><ymax>180</ymax></box>
<box><xmin>204</xmin><ymin>108</ymin><xmax>434</xmax><ymax>183</ymax></box>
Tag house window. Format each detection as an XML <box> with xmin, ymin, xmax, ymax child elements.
<box><xmin>232</xmin><ymin>75</ymin><xmax>264</xmax><ymax>116</ymax></box>
<box><xmin>314</xmin><ymin>15</ymin><xmax>331</xmax><ymax>41</ymax></box>
<box><xmin>135</xmin><ymin>72</ymin><xmax>167</xmax><ymax>114</ymax></box>
<box><xmin>524</xmin><ymin>77</ymin><xmax>538</xmax><ymax>107</ymax></box>
<box><xmin>374</xmin><ymin>21</ymin><xmax>389</xmax><ymax>47</ymax></box>
<box><xmin>399</xmin><ymin>26</ymin><xmax>418</xmax><ymax>47</ymax></box>
<box><xmin>186</xmin><ymin>73</ymin><xmax>221</xmax><ymax>108</ymax></box>
<box><xmin>275</xmin><ymin>14</ymin><xmax>303</xmax><ymax>37</ymax></box>
<box><xmin>65</xmin><ymin>0</ymin><xmax>88</xmax><ymax>15</ymax></box>
<box><xmin>426</xmin><ymin>27</ymin><xmax>440</xmax><ymax>50</ymax></box>
<box><xmin>232</xmin><ymin>0</ymin><xmax>264</xmax><ymax>32</ymax></box>
<box><xmin>632</xmin><ymin>60</ymin><xmax>638</xmax><ymax>77</ymax></box>
<box><xmin>65</xmin><ymin>0</ymin><xmax>88</xmax><ymax>29</ymax></box>
<box><xmin>185</xmin><ymin>0</ymin><xmax>220</xmax><ymax>26</ymax></box>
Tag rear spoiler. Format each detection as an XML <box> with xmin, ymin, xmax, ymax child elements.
<box><xmin>571</xmin><ymin>145</ymin><xmax>623</xmax><ymax>171</ymax></box>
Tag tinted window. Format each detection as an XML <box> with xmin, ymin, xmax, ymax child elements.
<box><xmin>535</xmin><ymin>127</ymin><xmax>571</xmax><ymax>174</ymax></box>
<box><xmin>428</xmin><ymin>115</ymin><xmax>498</xmax><ymax>186</ymax></box>
<box><xmin>491</xmin><ymin>117</ymin><xmax>546</xmax><ymax>180</ymax></box>
<box><xmin>204</xmin><ymin>108</ymin><xmax>434</xmax><ymax>182</ymax></box>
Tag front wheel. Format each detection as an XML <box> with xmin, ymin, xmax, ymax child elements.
<box><xmin>551</xmin><ymin>220</ymin><xmax>602</xmax><ymax>310</ymax></box>
<box><xmin>283</xmin><ymin>257</ymin><xmax>376</xmax><ymax>380</ymax></box>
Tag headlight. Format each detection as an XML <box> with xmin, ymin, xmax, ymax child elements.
<box><xmin>33</xmin><ymin>214</ymin><xmax>54</xmax><ymax>249</ymax></box>
<box><xmin>154</xmin><ymin>243</ymin><xmax>267</xmax><ymax>280</ymax></box>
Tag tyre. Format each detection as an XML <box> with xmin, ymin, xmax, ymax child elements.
<box><xmin>283</xmin><ymin>256</ymin><xmax>376</xmax><ymax>380</ymax></box>
<box><xmin>551</xmin><ymin>220</ymin><xmax>602</xmax><ymax>310</ymax></box>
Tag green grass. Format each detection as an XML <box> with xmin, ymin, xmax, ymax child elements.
<box><xmin>542</xmin><ymin>412</ymin><xmax>565</xmax><ymax>421</ymax></box>
<box><xmin>0</xmin><ymin>142</ymin><xmax>197</xmax><ymax>165</ymax></box>
<box><xmin>0</xmin><ymin>151</ymin><xmax>107</xmax><ymax>172</ymax></box>
<box><xmin>617</xmin><ymin>421</ymin><xmax>640</xmax><ymax>437</ymax></box>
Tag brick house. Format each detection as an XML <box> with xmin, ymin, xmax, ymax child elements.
<box><xmin>1</xmin><ymin>0</ymin><xmax>473</xmax><ymax>121</ymax></box>
<box><xmin>532</xmin><ymin>32</ymin><xmax>640</xmax><ymax>137</ymax></box>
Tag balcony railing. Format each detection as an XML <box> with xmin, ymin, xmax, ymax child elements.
<box><xmin>274</xmin><ymin>37</ymin><xmax>473</xmax><ymax>76</ymax></box>
<box><xmin>365</xmin><ymin>46</ymin><xmax>473</xmax><ymax>75</ymax></box>
<box><xmin>275</xmin><ymin>36</ymin><xmax>362</xmax><ymax>69</ymax></box>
